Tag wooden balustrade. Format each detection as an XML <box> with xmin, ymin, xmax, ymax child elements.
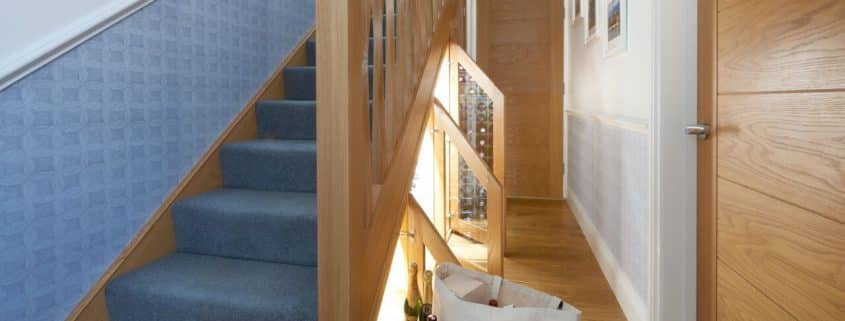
<box><xmin>318</xmin><ymin>0</ymin><xmax>458</xmax><ymax>320</ymax></box>
<box><xmin>317</xmin><ymin>0</ymin><xmax>506</xmax><ymax>319</ymax></box>
<box><xmin>432</xmin><ymin>99</ymin><xmax>505</xmax><ymax>276</ymax></box>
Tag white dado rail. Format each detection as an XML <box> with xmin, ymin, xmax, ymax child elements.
<box><xmin>564</xmin><ymin>108</ymin><xmax>649</xmax><ymax>134</ymax></box>
<box><xmin>0</xmin><ymin>0</ymin><xmax>154</xmax><ymax>90</ymax></box>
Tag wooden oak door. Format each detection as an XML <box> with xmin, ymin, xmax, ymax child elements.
<box><xmin>698</xmin><ymin>0</ymin><xmax>845</xmax><ymax>320</ymax></box>
<box><xmin>477</xmin><ymin>0</ymin><xmax>563</xmax><ymax>199</ymax></box>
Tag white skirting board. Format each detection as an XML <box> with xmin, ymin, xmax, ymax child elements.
<box><xmin>567</xmin><ymin>191</ymin><xmax>648</xmax><ymax>321</ymax></box>
<box><xmin>0</xmin><ymin>0</ymin><xmax>155</xmax><ymax>91</ymax></box>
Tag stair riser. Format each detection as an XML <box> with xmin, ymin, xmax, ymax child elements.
<box><xmin>220</xmin><ymin>146</ymin><xmax>316</xmax><ymax>193</ymax></box>
<box><xmin>283</xmin><ymin>67</ymin><xmax>374</xmax><ymax>100</ymax></box>
<box><xmin>172</xmin><ymin>206</ymin><xmax>316</xmax><ymax>266</ymax></box>
<box><xmin>306</xmin><ymin>41</ymin><xmax>316</xmax><ymax>66</ymax></box>
<box><xmin>257</xmin><ymin>102</ymin><xmax>316</xmax><ymax>140</ymax></box>
<box><xmin>283</xmin><ymin>68</ymin><xmax>316</xmax><ymax>100</ymax></box>
<box><xmin>307</xmin><ymin>39</ymin><xmax>386</xmax><ymax>66</ymax></box>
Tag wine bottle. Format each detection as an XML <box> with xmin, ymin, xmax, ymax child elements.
<box><xmin>404</xmin><ymin>263</ymin><xmax>422</xmax><ymax>321</ymax></box>
<box><xmin>418</xmin><ymin>270</ymin><xmax>433</xmax><ymax>321</ymax></box>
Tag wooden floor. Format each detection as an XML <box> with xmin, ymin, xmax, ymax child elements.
<box><xmin>378</xmin><ymin>198</ymin><xmax>626</xmax><ymax>321</ymax></box>
<box><xmin>503</xmin><ymin>198</ymin><xmax>626</xmax><ymax>321</ymax></box>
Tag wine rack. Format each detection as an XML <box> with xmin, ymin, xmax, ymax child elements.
<box><xmin>454</xmin><ymin>64</ymin><xmax>494</xmax><ymax>232</ymax></box>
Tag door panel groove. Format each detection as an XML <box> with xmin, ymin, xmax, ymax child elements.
<box><xmin>719</xmin><ymin>87</ymin><xmax>845</xmax><ymax>96</ymax></box>
<box><xmin>716</xmin><ymin>258</ymin><xmax>800</xmax><ymax>321</ymax></box>
<box><xmin>717</xmin><ymin>178</ymin><xmax>845</xmax><ymax>320</ymax></box>
<box><xmin>716</xmin><ymin>175</ymin><xmax>844</xmax><ymax>226</ymax></box>
<box><xmin>717</xmin><ymin>91</ymin><xmax>845</xmax><ymax>221</ymax></box>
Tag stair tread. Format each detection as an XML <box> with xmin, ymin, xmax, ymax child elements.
<box><xmin>224</xmin><ymin>139</ymin><xmax>316</xmax><ymax>153</ymax></box>
<box><xmin>106</xmin><ymin>253</ymin><xmax>316</xmax><ymax>321</ymax></box>
<box><xmin>257</xmin><ymin>99</ymin><xmax>315</xmax><ymax>107</ymax></box>
<box><xmin>174</xmin><ymin>188</ymin><xmax>315</xmax><ymax>215</ymax></box>
<box><xmin>285</xmin><ymin>65</ymin><xmax>316</xmax><ymax>71</ymax></box>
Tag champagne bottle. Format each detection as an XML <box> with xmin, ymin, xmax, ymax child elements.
<box><xmin>404</xmin><ymin>263</ymin><xmax>422</xmax><ymax>321</ymax></box>
<box><xmin>419</xmin><ymin>270</ymin><xmax>433</xmax><ymax>321</ymax></box>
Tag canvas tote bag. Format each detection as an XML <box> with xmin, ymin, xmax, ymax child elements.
<box><xmin>433</xmin><ymin>263</ymin><xmax>582</xmax><ymax>321</ymax></box>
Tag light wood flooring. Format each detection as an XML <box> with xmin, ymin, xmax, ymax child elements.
<box><xmin>503</xmin><ymin>198</ymin><xmax>626</xmax><ymax>321</ymax></box>
<box><xmin>378</xmin><ymin>198</ymin><xmax>627</xmax><ymax>321</ymax></box>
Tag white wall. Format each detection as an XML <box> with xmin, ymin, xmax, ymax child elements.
<box><xmin>0</xmin><ymin>0</ymin><xmax>152</xmax><ymax>89</ymax></box>
<box><xmin>564</xmin><ymin>1</ymin><xmax>655</xmax><ymax>321</ymax></box>
<box><xmin>565</xmin><ymin>0</ymin><xmax>653</xmax><ymax>122</ymax></box>
<box><xmin>564</xmin><ymin>0</ymin><xmax>699</xmax><ymax>321</ymax></box>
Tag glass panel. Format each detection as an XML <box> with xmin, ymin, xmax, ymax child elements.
<box><xmin>446</xmin><ymin>140</ymin><xmax>490</xmax><ymax>270</ymax></box>
<box><xmin>449</xmin><ymin>63</ymin><xmax>494</xmax><ymax>245</ymax></box>
<box><xmin>412</xmin><ymin>117</ymin><xmax>436</xmax><ymax>216</ymax></box>
<box><xmin>457</xmin><ymin>64</ymin><xmax>495</xmax><ymax>169</ymax></box>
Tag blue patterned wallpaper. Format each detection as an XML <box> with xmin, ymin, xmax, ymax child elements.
<box><xmin>0</xmin><ymin>1</ymin><xmax>314</xmax><ymax>320</ymax></box>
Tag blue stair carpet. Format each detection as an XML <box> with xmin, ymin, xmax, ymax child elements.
<box><xmin>171</xmin><ymin>189</ymin><xmax>317</xmax><ymax>266</ymax></box>
<box><xmin>257</xmin><ymin>100</ymin><xmax>316</xmax><ymax>140</ymax></box>
<box><xmin>106</xmin><ymin>254</ymin><xmax>317</xmax><ymax>321</ymax></box>
<box><xmin>105</xmin><ymin>38</ymin><xmax>321</xmax><ymax>321</ymax></box>
<box><xmin>220</xmin><ymin>140</ymin><xmax>316</xmax><ymax>193</ymax></box>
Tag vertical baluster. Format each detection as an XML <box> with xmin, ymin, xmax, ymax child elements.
<box><xmin>432</xmin><ymin>0</ymin><xmax>440</xmax><ymax>24</ymax></box>
<box><xmin>425</xmin><ymin>0</ymin><xmax>434</xmax><ymax>47</ymax></box>
<box><xmin>406</xmin><ymin>0</ymin><xmax>414</xmax><ymax>106</ymax></box>
<box><xmin>389</xmin><ymin>0</ymin><xmax>405</xmax><ymax>166</ymax></box>
<box><xmin>398</xmin><ymin>0</ymin><xmax>412</xmax><ymax>146</ymax></box>
<box><xmin>412</xmin><ymin>0</ymin><xmax>425</xmax><ymax>117</ymax></box>
<box><xmin>371</xmin><ymin>0</ymin><xmax>386</xmax><ymax>183</ymax></box>
<box><xmin>383</xmin><ymin>0</ymin><xmax>396</xmax><ymax>177</ymax></box>
<box><xmin>409</xmin><ymin>0</ymin><xmax>418</xmax><ymax>84</ymax></box>
<box><xmin>424</xmin><ymin>0</ymin><xmax>435</xmax><ymax>76</ymax></box>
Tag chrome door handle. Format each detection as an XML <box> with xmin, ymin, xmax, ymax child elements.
<box><xmin>685</xmin><ymin>124</ymin><xmax>711</xmax><ymax>140</ymax></box>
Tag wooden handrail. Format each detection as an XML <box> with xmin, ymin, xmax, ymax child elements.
<box><xmin>318</xmin><ymin>0</ymin><xmax>508</xmax><ymax>319</ymax></box>
<box><xmin>318</xmin><ymin>0</ymin><xmax>462</xmax><ymax>320</ymax></box>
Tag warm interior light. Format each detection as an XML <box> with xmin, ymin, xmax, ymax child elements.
<box><xmin>377</xmin><ymin>55</ymin><xmax>452</xmax><ymax>321</ymax></box>
<box><xmin>377</xmin><ymin>242</ymin><xmax>409</xmax><ymax>321</ymax></box>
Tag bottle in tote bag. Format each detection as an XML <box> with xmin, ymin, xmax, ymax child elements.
<box><xmin>419</xmin><ymin>271</ymin><xmax>434</xmax><ymax>321</ymax></box>
<box><xmin>404</xmin><ymin>263</ymin><xmax>423</xmax><ymax>321</ymax></box>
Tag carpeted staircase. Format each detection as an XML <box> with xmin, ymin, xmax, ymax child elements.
<box><xmin>104</xmin><ymin>38</ymin><xmax>320</xmax><ymax>321</ymax></box>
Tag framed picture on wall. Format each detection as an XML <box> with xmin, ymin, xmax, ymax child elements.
<box><xmin>604</xmin><ymin>0</ymin><xmax>627</xmax><ymax>56</ymax></box>
<box><xmin>584</xmin><ymin>0</ymin><xmax>598</xmax><ymax>43</ymax></box>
